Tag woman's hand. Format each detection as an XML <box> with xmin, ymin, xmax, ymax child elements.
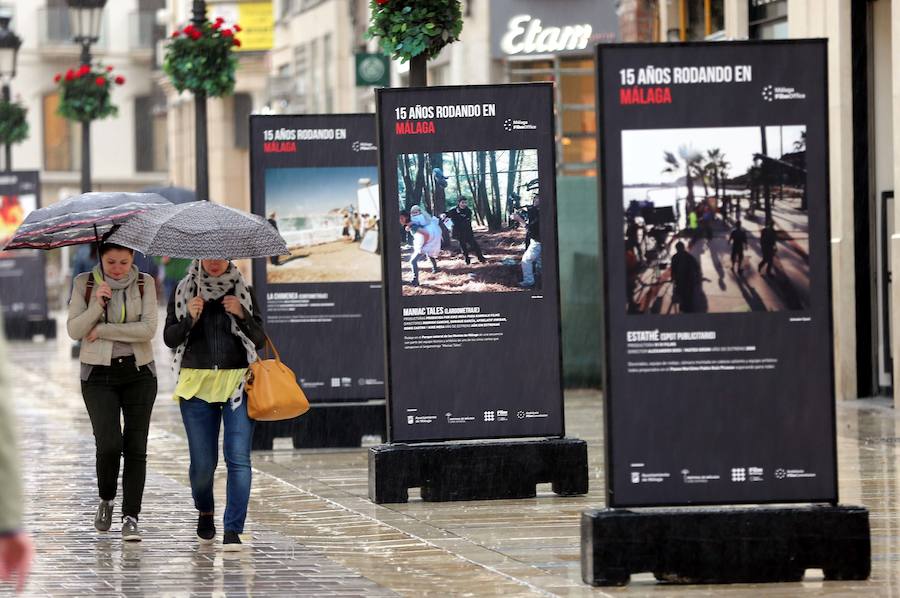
<box><xmin>85</xmin><ymin>326</ymin><xmax>99</xmax><ymax>342</ymax></box>
<box><xmin>188</xmin><ymin>297</ymin><xmax>204</xmax><ymax>324</ymax></box>
<box><xmin>94</xmin><ymin>282</ymin><xmax>112</xmax><ymax>305</ymax></box>
<box><xmin>222</xmin><ymin>296</ymin><xmax>245</xmax><ymax>319</ymax></box>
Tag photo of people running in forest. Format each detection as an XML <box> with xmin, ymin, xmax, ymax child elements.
<box><xmin>622</xmin><ymin>125</ymin><xmax>810</xmax><ymax>315</ymax></box>
<box><xmin>396</xmin><ymin>149</ymin><xmax>542</xmax><ymax>296</ymax></box>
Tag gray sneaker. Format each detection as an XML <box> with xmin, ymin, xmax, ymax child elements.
<box><xmin>121</xmin><ymin>516</ymin><xmax>142</xmax><ymax>542</ymax></box>
<box><xmin>94</xmin><ymin>500</ymin><xmax>113</xmax><ymax>532</ymax></box>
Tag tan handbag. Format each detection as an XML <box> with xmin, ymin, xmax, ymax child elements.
<box><xmin>246</xmin><ymin>336</ymin><xmax>310</xmax><ymax>421</ymax></box>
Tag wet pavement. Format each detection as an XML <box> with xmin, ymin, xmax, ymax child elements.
<box><xmin>4</xmin><ymin>315</ymin><xmax>900</xmax><ymax>596</ymax></box>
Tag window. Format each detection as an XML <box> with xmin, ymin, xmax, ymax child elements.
<box><xmin>42</xmin><ymin>92</ymin><xmax>80</xmax><ymax>172</ymax></box>
<box><xmin>672</xmin><ymin>0</ymin><xmax>725</xmax><ymax>40</ymax></box>
<box><xmin>293</xmin><ymin>44</ymin><xmax>308</xmax><ymax>111</ymax></box>
<box><xmin>749</xmin><ymin>0</ymin><xmax>788</xmax><ymax>40</ymax></box>
<box><xmin>234</xmin><ymin>93</ymin><xmax>252</xmax><ymax>149</ymax></box>
<box><xmin>134</xmin><ymin>95</ymin><xmax>167</xmax><ymax>172</ymax></box>
<box><xmin>508</xmin><ymin>57</ymin><xmax>596</xmax><ymax>176</ymax></box>
<box><xmin>279</xmin><ymin>0</ymin><xmax>296</xmax><ymax>18</ymax></box>
<box><xmin>323</xmin><ymin>33</ymin><xmax>333</xmax><ymax>113</ymax></box>
<box><xmin>309</xmin><ymin>38</ymin><xmax>318</xmax><ymax>113</ymax></box>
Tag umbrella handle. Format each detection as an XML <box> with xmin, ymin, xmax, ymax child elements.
<box><xmin>93</xmin><ymin>224</ymin><xmax>109</xmax><ymax>323</ymax></box>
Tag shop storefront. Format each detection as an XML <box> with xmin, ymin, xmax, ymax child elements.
<box><xmin>489</xmin><ymin>0</ymin><xmax>619</xmax><ymax>176</ymax></box>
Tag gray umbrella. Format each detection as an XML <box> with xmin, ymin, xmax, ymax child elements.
<box><xmin>105</xmin><ymin>201</ymin><xmax>289</xmax><ymax>259</ymax></box>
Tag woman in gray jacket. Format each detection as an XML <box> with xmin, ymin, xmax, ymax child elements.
<box><xmin>67</xmin><ymin>243</ymin><xmax>157</xmax><ymax>542</ymax></box>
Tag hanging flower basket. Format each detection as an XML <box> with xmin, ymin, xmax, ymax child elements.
<box><xmin>0</xmin><ymin>99</ymin><xmax>28</xmax><ymax>146</ymax></box>
<box><xmin>54</xmin><ymin>64</ymin><xmax>124</xmax><ymax>123</ymax></box>
<box><xmin>367</xmin><ymin>0</ymin><xmax>463</xmax><ymax>63</ymax></box>
<box><xmin>163</xmin><ymin>17</ymin><xmax>241</xmax><ymax>98</ymax></box>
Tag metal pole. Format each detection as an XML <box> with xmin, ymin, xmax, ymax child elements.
<box><xmin>2</xmin><ymin>82</ymin><xmax>10</xmax><ymax>172</ymax></box>
<box><xmin>192</xmin><ymin>0</ymin><xmax>209</xmax><ymax>201</ymax></box>
<box><xmin>409</xmin><ymin>54</ymin><xmax>427</xmax><ymax>87</ymax></box>
<box><xmin>80</xmin><ymin>40</ymin><xmax>92</xmax><ymax>193</ymax></box>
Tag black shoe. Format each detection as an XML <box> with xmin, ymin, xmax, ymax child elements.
<box><xmin>94</xmin><ymin>499</ymin><xmax>113</xmax><ymax>532</ymax></box>
<box><xmin>223</xmin><ymin>531</ymin><xmax>243</xmax><ymax>551</ymax></box>
<box><xmin>478</xmin><ymin>256</ymin><xmax>487</xmax><ymax>264</ymax></box>
<box><xmin>465</xmin><ymin>256</ymin><xmax>471</xmax><ymax>265</ymax></box>
<box><xmin>197</xmin><ymin>513</ymin><xmax>215</xmax><ymax>544</ymax></box>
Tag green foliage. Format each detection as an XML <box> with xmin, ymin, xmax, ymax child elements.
<box><xmin>55</xmin><ymin>64</ymin><xmax>122</xmax><ymax>123</ymax></box>
<box><xmin>367</xmin><ymin>0</ymin><xmax>463</xmax><ymax>63</ymax></box>
<box><xmin>0</xmin><ymin>100</ymin><xmax>28</xmax><ymax>146</ymax></box>
<box><xmin>163</xmin><ymin>17</ymin><xmax>240</xmax><ymax>98</ymax></box>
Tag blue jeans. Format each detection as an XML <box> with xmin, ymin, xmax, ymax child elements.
<box><xmin>179</xmin><ymin>397</ymin><xmax>254</xmax><ymax>533</ymax></box>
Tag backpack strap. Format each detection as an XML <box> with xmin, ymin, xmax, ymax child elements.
<box><xmin>138</xmin><ymin>274</ymin><xmax>145</xmax><ymax>299</ymax></box>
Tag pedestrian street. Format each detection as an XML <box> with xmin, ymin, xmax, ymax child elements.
<box><xmin>4</xmin><ymin>321</ymin><xmax>900</xmax><ymax>596</ymax></box>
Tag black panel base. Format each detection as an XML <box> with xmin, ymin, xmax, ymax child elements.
<box><xmin>251</xmin><ymin>403</ymin><xmax>386</xmax><ymax>450</ymax></box>
<box><xmin>581</xmin><ymin>505</ymin><xmax>871</xmax><ymax>586</ymax></box>
<box><xmin>368</xmin><ymin>437</ymin><xmax>588</xmax><ymax>503</ymax></box>
<box><xmin>4</xmin><ymin>316</ymin><xmax>57</xmax><ymax>340</ymax></box>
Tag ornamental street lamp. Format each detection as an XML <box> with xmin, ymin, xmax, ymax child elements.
<box><xmin>191</xmin><ymin>0</ymin><xmax>209</xmax><ymax>202</ymax></box>
<box><xmin>67</xmin><ymin>0</ymin><xmax>107</xmax><ymax>193</ymax></box>
<box><xmin>0</xmin><ymin>11</ymin><xmax>22</xmax><ymax>172</ymax></box>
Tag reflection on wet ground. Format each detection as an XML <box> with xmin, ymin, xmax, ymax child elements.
<box><xmin>5</xmin><ymin>326</ymin><xmax>900</xmax><ymax>596</ymax></box>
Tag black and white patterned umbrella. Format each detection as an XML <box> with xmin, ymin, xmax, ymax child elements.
<box><xmin>105</xmin><ymin>201</ymin><xmax>289</xmax><ymax>259</ymax></box>
<box><xmin>2</xmin><ymin>191</ymin><xmax>171</xmax><ymax>250</ymax></box>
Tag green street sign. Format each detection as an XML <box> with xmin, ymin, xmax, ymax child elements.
<box><xmin>355</xmin><ymin>53</ymin><xmax>390</xmax><ymax>87</ymax></box>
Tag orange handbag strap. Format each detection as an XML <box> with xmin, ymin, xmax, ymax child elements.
<box><xmin>259</xmin><ymin>335</ymin><xmax>281</xmax><ymax>362</ymax></box>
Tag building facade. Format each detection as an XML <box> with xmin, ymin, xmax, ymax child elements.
<box><xmin>5</xmin><ymin>0</ymin><xmax>168</xmax><ymax>204</ymax></box>
<box><xmin>160</xmin><ymin>0</ymin><xmax>271</xmax><ymax>214</ymax></box>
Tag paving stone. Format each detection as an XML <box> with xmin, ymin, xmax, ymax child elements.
<box><xmin>4</xmin><ymin>321</ymin><xmax>900</xmax><ymax>596</ymax></box>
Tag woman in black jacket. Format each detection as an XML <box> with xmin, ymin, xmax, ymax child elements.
<box><xmin>164</xmin><ymin>259</ymin><xmax>264</xmax><ymax>550</ymax></box>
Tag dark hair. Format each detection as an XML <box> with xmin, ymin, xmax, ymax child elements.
<box><xmin>675</xmin><ymin>241</ymin><xmax>685</xmax><ymax>251</ymax></box>
<box><xmin>99</xmin><ymin>242</ymin><xmax>134</xmax><ymax>257</ymax></box>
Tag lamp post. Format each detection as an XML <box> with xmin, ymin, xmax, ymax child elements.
<box><xmin>0</xmin><ymin>12</ymin><xmax>21</xmax><ymax>172</ymax></box>
<box><xmin>67</xmin><ymin>0</ymin><xmax>106</xmax><ymax>193</ymax></box>
<box><xmin>192</xmin><ymin>0</ymin><xmax>209</xmax><ymax>202</ymax></box>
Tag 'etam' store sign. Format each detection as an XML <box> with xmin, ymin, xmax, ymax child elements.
<box><xmin>490</xmin><ymin>0</ymin><xmax>619</xmax><ymax>58</ymax></box>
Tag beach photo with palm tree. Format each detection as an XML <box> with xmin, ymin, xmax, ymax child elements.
<box><xmin>621</xmin><ymin>125</ymin><xmax>810</xmax><ymax>316</ymax></box>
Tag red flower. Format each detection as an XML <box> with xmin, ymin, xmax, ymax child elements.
<box><xmin>106</xmin><ymin>65</ymin><xmax>114</xmax><ymax>72</ymax></box>
<box><xmin>78</xmin><ymin>64</ymin><xmax>90</xmax><ymax>77</ymax></box>
<box><xmin>189</xmin><ymin>29</ymin><xmax>202</xmax><ymax>40</ymax></box>
<box><xmin>171</xmin><ymin>30</ymin><xmax>180</xmax><ymax>38</ymax></box>
<box><xmin>233</xmin><ymin>24</ymin><xmax>242</xmax><ymax>32</ymax></box>
<box><xmin>183</xmin><ymin>24</ymin><xmax>195</xmax><ymax>35</ymax></box>
<box><xmin>65</xmin><ymin>70</ymin><xmax>75</xmax><ymax>81</ymax></box>
<box><xmin>114</xmin><ymin>75</ymin><xmax>125</xmax><ymax>85</ymax></box>
<box><xmin>222</xmin><ymin>29</ymin><xmax>233</xmax><ymax>38</ymax></box>
<box><xmin>54</xmin><ymin>73</ymin><xmax>62</xmax><ymax>83</ymax></box>
<box><xmin>232</xmin><ymin>38</ymin><xmax>241</xmax><ymax>47</ymax></box>
<box><xmin>215</xmin><ymin>16</ymin><xmax>224</xmax><ymax>24</ymax></box>
<box><xmin>211</xmin><ymin>20</ymin><xmax>221</xmax><ymax>30</ymax></box>
<box><xmin>95</xmin><ymin>76</ymin><xmax>106</xmax><ymax>87</ymax></box>
<box><xmin>376</xmin><ymin>0</ymin><xmax>389</xmax><ymax>5</ymax></box>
